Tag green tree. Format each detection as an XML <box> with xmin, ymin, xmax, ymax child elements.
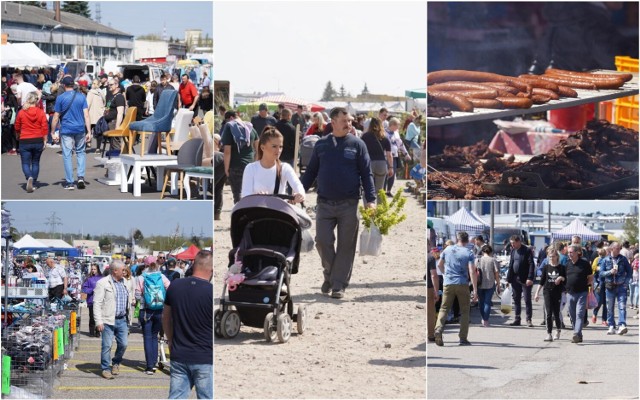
<box><xmin>321</xmin><ymin>81</ymin><xmax>336</xmax><ymax>101</ymax></box>
<box><xmin>85</xmin><ymin>233</ymin><xmax>92</xmax><ymax>240</ymax></box>
<box><xmin>361</xmin><ymin>83</ymin><xmax>370</xmax><ymax>95</ymax></box>
<box><xmin>338</xmin><ymin>84</ymin><xmax>346</xmax><ymax>98</ymax></box>
<box><xmin>137</xmin><ymin>34</ymin><xmax>163</xmax><ymax>41</ymax></box>
<box><xmin>62</xmin><ymin>1</ymin><xmax>91</xmax><ymax>18</ymax></box>
<box><xmin>133</xmin><ymin>229</ymin><xmax>144</xmax><ymax>242</ymax></box>
<box><xmin>622</xmin><ymin>214</ymin><xmax>638</xmax><ymax>244</ymax></box>
<box><xmin>98</xmin><ymin>236</ymin><xmax>111</xmax><ymax>251</ymax></box>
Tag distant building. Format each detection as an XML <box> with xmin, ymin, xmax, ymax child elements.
<box><xmin>134</xmin><ymin>39</ymin><xmax>187</xmax><ymax>63</ymax></box>
<box><xmin>1</xmin><ymin>2</ymin><xmax>133</xmax><ymax>63</ymax></box>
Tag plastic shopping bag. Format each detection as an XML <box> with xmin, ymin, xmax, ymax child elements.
<box><xmin>587</xmin><ymin>288</ymin><xmax>598</xmax><ymax>309</ymax></box>
<box><xmin>501</xmin><ymin>285</ymin><xmax>513</xmax><ymax>315</ymax></box>
<box><xmin>300</xmin><ymin>228</ymin><xmax>315</xmax><ymax>253</ymax></box>
<box><xmin>359</xmin><ymin>224</ymin><xmax>383</xmax><ymax>257</ymax></box>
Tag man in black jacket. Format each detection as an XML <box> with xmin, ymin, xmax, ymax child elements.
<box><xmin>506</xmin><ymin>235</ymin><xmax>536</xmax><ymax>327</ymax></box>
<box><xmin>275</xmin><ymin>108</ymin><xmax>297</xmax><ymax>168</ymax></box>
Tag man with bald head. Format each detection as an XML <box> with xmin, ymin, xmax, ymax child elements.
<box><xmin>46</xmin><ymin>257</ymin><xmax>67</xmax><ymax>301</ymax></box>
<box><xmin>600</xmin><ymin>241</ymin><xmax>632</xmax><ymax>335</ymax></box>
<box><xmin>94</xmin><ymin>261</ymin><xmax>130</xmax><ymax>379</ymax></box>
<box><xmin>163</xmin><ymin>250</ymin><xmax>213</xmax><ymax>399</ymax></box>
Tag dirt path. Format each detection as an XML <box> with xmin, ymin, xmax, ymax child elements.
<box><xmin>213</xmin><ymin>180</ymin><xmax>426</xmax><ymax>399</ymax></box>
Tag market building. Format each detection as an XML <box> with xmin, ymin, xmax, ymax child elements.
<box><xmin>1</xmin><ymin>2</ymin><xmax>133</xmax><ymax>63</ymax></box>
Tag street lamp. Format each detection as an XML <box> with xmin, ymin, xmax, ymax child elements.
<box><xmin>49</xmin><ymin>24</ymin><xmax>62</xmax><ymax>58</ymax></box>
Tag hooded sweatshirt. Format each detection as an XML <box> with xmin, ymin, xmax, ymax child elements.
<box><xmin>14</xmin><ymin>106</ymin><xmax>48</xmax><ymax>142</ymax></box>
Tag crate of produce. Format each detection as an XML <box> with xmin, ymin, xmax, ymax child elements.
<box><xmin>614</xmin><ymin>56</ymin><xmax>638</xmax><ymax>131</ymax></box>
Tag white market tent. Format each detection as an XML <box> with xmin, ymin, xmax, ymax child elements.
<box><xmin>38</xmin><ymin>239</ymin><xmax>73</xmax><ymax>248</ymax></box>
<box><xmin>1</xmin><ymin>42</ymin><xmax>59</xmax><ymax>68</ymax></box>
<box><xmin>446</xmin><ymin>207</ymin><xmax>489</xmax><ymax>232</ymax></box>
<box><xmin>551</xmin><ymin>218</ymin><xmax>602</xmax><ymax>241</ymax></box>
<box><xmin>12</xmin><ymin>234</ymin><xmax>48</xmax><ymax>249</ymax></box>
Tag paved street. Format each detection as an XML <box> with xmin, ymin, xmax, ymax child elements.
<box><xmin>427</xmin><ymin>292</ymin><xmax>639</xmax><ymax>399</ymax></box>
<box><xmin>51</xmin><ymin>304</ymin><xmax>199</xmax><ymax>399</ymax></box>
<box><xmin>1</xmin><ymin>142</ymin><xmax>209</xmax><ymax>200</ymax></box>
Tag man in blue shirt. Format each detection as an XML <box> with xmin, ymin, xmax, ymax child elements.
<box><xmin>301</xmin><ymin>107</ymin><xmax>375</xmax><ymax>299</ymax></box>
<box><xmin>434</xmin><ymin>231</ymin><xmax>478</xmax><ymax>346</ymax></box>
<box><xmin>51</xmin><ymin>76</ymin><xmax>91</xmax><ymax>190</ymax></box>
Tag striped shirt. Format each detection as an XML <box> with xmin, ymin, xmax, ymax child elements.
<box><xmin>113</xmin><ymin>277</ymin><xmax>129</xmax><ymax>318</ymax></box>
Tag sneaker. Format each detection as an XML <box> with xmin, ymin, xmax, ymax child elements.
<box><xmin>111</xmin><ymin>364</ymin><xmax>120</xmax><ymax>375</ymax></box>
<box><xmin>591</xmin><ymin>315</ymin><xmax>597</xmax><ymax>324</ymax></box>
<box><xmin>331</xmin><ymin>289</ymin><xmax>344</xmax><ymax>299</ymax></box>
<box><xmin>8</xmin><ymin>149</ymin><xmax>17</xmax><ymax>155</ymax></box>
<box><xmin>571</xmin><ymin>334</ymin><xmax>581</xmax><ymax>343</ymax></box>
<box><xmin>527</xmin><ymin>320</ymin><xmax>534</xmax><ymax>328</ymax></box>
<box><xmin>544</xmin><ymin>333</ymin><xmax>553</xmax><ymax>342</ymax></box>
<box><xmin>427</xmin><ymin>337</ymin><xmax>436</xmax><ymax>342</ymax></box>
<box><xmin>459</xmin><ymin>339</ymin><xmax>472</xmax><ymax>346</ymax></box>
<box><xmin>26</xmin><ymin>177</ymin><xmax>33</xmax><ymax>193</ymax></box>
<box><xmin>144</xmin><ymin>369</ymin><xmax>154</xmax><ymax>375</ymax></box>
<box><xmin>321</xmin><ymin>281</ymin><xmax>331</xmax><ymax>295</ymax></box>
<box><xmin>554</xmin><ymin>330</ymin><xmax>561</xmax><ymax>340</ymax></box>
<box><xmin>214</xmin><ymin>212</ymin><xmax>221</xmax><ymax>221</ymax></box>
<box><xmin>617</xmin><ymin>325</ymin><xmax>628</xmax><ymax>335</ymax></box>
<box><xmin>584</xmin><ymin>319</ymin><xmax>589</xmax><ymax>327</ymax></box>
<box><xmin>77</xmin><ymin>178</ymin><xmax>86</xmax><ymax>189</ymax></box>
<box><xmin>102</xmin><ymin>370</ymin><xmax>114</xmax><ymax>379</ymax></box>
<box><xmin>509</xmin><ymin>320</ymin><xmax>521</xmax><ymax>326</ymax></box>
<box><xmin>601</xmin><ymin>321</ymin><xmax>608</xmax><ymax>327</ymax></box>
<box><xmin>385</xmin><ymin>192</ymin><xmax>393</xmax><ymax>197</ymax></box>
<box><xmin>484</xmin><ymin>320</ymin><xmax>489</xmax><ymax>327</ymax></box>
<box><xmin>434</xmin><ymin>331</ymin><xmax>444</xmax><ymax>347</ymax></box>
<box><xmin>607</xmin><ymin>326</ymin><xmax>616</xmax><ymax>335</ymax></box>
<box><xmin>63</xmin><ymin>182</ymin><xmax>75</xmax><ymax>190</ymax></box>
<box><xmin>540</xmin><ymin>320</ymin><xmax>546</xmax><ymax>326</ymax></box>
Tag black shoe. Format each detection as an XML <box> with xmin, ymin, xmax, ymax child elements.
<box><xmin>509</xmin><ymin>320</ymin><xmax>521</xmax><ymax>326</ymax></box>
<box><xmin>459</xmin><ymin>339</ymin><xmax>472</xmax><ymax>346</ymax></box>
<box><xmin>428</xmin><ymin>337</ymin><xmax>436</xmax><ymax>342</ymax></box>
<box><xmin>434</xmin><ymin>331</ymin><xmax>443</xmax><ymax>347</ymax></box>
<box><xmin>527</xmin><ymin>320</ymin><xmax>534</xmax><ymax>327</ymax></box>
<box><xmin>571</xmin><ymin>334</ymin><xmax>582</xmax><ymax>343</ymax></box>
<box><xmin>321</xmin><ymin>281</ymin><xmax>331</xmax><ymax>295</ymax></box>
<box><xmin>77</xmin><ymin>178</ymin><xmax>86</xmax><ymax>189</ymax></box>
<box><xmin>63</xmin><ymin>182</ymin><xmax>75</xmax><ymax>190</ymax></box>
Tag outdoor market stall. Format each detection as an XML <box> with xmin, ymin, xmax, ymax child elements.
<box><xmin>551</xmin><ymin>218</ymin><xmax>603</xmax><ymax>242</ymax></box>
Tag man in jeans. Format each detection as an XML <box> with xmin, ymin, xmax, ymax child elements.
<box><xmin>565</xmin><ymin>245</ymin><xmax>593</xmax><ymax>343</ymax></box>
<box><xmin>163</xmin><ymin>251</ymin><xmax>213</xmax><ymax>399</ymax></box>
<box><xmin>599</xmin><ymin>241</ymin><xmax>632</xmax><ymax>335</ymax></box>
<box><xmin>93</xmin><ymin>261</ymin><xmax>129</xmax><ymax>379</ymax></box>
<box><xmin>50</xmin><ymin>75</ymin><xmax>91</xmax><ymax>190</ymax></box>
<box><xmin>301</xmin><ymin>107</ymin><xmax>376</xmax><ymax>299</ymax></box>
<box><xmin>506</xmin><ymin>235</ymin><xmax>536</xmax><ymax>327</ymax></box>
<box><xmin>433</xmin><ymin>231</ymin><xmax>478</xmax><ymax>346</ymax></box>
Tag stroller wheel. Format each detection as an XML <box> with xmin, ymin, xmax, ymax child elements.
<box><xmin>277</xmin><ymin>313</ymin><xmax>292</xmax><ymax>343</ymax></box>
<box><xmin>263</xmin><ymin>312</ymin><xmax>277</xmax><ymax>342</ymax></box>
<box><xmin>214</xmin><ymin>309</ymin><xmax>224</xmax><ymax>339</ymax></box>
<box><xmin>221</xmin><ymin>310</ymin><xmax>241</xmax><ymax>339</ymax></box>
<box><xmin>296</xmin><ymin>305</ymin><xmax>307</xmax><ymax>334</ymax></box>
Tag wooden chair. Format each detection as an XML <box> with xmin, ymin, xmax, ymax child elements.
<box><xmin>101</xmin><ymin>106</ymin><xmax>137</xmax><ymax>158</ymax></box>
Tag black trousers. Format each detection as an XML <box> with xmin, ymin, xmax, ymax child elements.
<box><xmin>88</xmin><ymin>304</ymin><xmax>96</xmax><ymax>333</ymax></box>
<box><xmin>544</xmin><ymin>288</ymin><xmax>563</xmax><ymax>333</ymax></box>
<box><xmin>49</xmin><ymin>284</ymin><xmax>64</xmax><ymax>301</ymax></box>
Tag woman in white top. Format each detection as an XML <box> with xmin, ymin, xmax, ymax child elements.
<box><xmin>241</xmin><ymin>126</ymin><xmax>305</xmax><ymax>203</ymax></box>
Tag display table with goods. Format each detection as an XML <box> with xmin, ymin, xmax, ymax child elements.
<box><xmin>426</xmin><ymin>67</ymin><xmax>639</xmax><ymax>200</ymax></box>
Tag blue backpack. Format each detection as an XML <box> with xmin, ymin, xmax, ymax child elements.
<box><xmin>142</xmin><ymin>272</ymin><xmax>166</xmax><ymax>310</ymax></box>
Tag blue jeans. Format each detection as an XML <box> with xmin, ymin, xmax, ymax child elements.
<box><xmin>60</xmin><ymin>133</ymin><xmax>86</xmax><ymax>183</ymax></box>
<box><xmin>630</xmin><ymin>282</ymin><xmax>639</xmax><ymax>308</ymax></box>
<box><xmin>101</xmin><ymin>317</ymin><xmax>128</xmax><ymax>371</ymax></box>
<box><xmin>19</xmin><ymin>142</ymin><xmax>44</xmax><ymax>180</ymax></box>
<box><xmin>169</xmin><ymin>361</ymin><xmax>213</xmax><ymax>399</ymax></box>
<box><xmin>139</xmin><ymin>309</ymin><xmax>163</xmax><ymax>370</ymax></box>
<box><xmin>566</xmin><ymin>291</ymin><xmax>587</xmax><ymax>337</ymax></box>
<box><xmin>606</xmin><ymin>285</ymin><xmax>628</xmax><ymax>327</ymax></box>
<box><xmin>477</xmin><ymin>287</ymin><xmax>494</xmax><ymax>322</ymax></box>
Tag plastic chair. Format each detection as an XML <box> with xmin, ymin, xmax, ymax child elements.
<box><xmin>162</xmin><ymin>109</ymin><xmax>193</xmax><ymax>154</ymax></box>
<box><xmin>101</xmin><ymin>106</ymin><xmax>137</xmax><ymax>158</ymax></box>
<box><xmin>130</xmin><ymin>90</ymin><xmax>178</xmax><ymax>156</ymax></box>
<box><xmin>160</xmin><ymin>138</ymin><xmax>204</xmax><ymax>200</ymax></box>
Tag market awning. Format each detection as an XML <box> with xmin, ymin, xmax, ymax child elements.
<box><xmin>175</xmin><ymin>244</ymin><xmax>201</xmax><ymax>260</ymax></box>
<box><xmin>446</xmin><ymin>207</ymin><xmax>489</xmax><ymax>232</ymax></box>
<box><xmin>1</xmin><ymin>42</ymin><xmax>59</xmax><ymax>68</ymax></box>
<box><xmin>13</xmin><ymin>234</ymin><xmax>48</xmax><ymax>249</ymax></box>
<box><xmin>551</xmin><ymin>218</ymin><xmax>602</xmax><ymax>241</ymax></box>
<box><xmin>405</xmin><ymin>88</ymin><xmax>426</xmax><ymax>99</ymax></box>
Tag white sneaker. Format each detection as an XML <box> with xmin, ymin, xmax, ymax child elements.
<box><xmin>617</xmin><ymin>325</ymin><xmax>628</xmax><ymax>335</ymax></box>
<box><xmin>554</xmin><ymin>330</ymin><xmax>561</xmax><ymax>340</ymax></box>
<box><xmin>607</xmin><ymin>326</ymin><xmax>616</xmax><ymax>335</ymax></box>
<box><xmin>544</xmin><ymin>333</ymin><xmax>553</xmax><ymax>342</ymax></box>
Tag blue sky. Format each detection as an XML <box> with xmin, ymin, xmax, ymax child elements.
<box><xmin>547</xmin><ymin>201</ymin><xmax>637</xmax><ymax>214</ymax></box>
<box><xmin>3</xmin><ymin>201</ymin><xmax>213</xmax><ymax>237</ymax></box>
<box><xmin>47</xmin><ymin>1</ymin><xmax>213</xmax><ymax>39</ymax></box>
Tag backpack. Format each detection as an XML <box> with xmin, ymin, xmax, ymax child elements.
<box><xmin>92</xmin><ymin>116</ymin><xmax>109</xmax><ymax>138</ymax></box>
<box><xmin>142</xmin><ymin>272</ymin><xmax>166</xmax><ymax>310</ymax></box>
<box><xmin>163</xmin><ymin>269</ymin><xmax>180</xmax><ymax>282</ymax></box>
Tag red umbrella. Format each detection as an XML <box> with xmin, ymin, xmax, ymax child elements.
<box><xmin>174</xmin><ymin>244</ymin><xmax>200</xmax><ymax>260</ymax></box>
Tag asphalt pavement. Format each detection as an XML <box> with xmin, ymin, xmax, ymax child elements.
<box><xmin>427</xmin><ymin>290</ymin><xmax>640</xmax><ymax>399</ymax></box>
<box><xmin>1</xmin><ymin>143</ymin><xmax>210</xmax><ymax>200</ymax></box>
<box><xmin>51</xmin><ymin>304</ymin><xmax>198</xmax><ymax>400</ymax></box>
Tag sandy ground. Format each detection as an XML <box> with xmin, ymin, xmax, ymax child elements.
<box><xmin>213</xmin><ymin>179</ymin><xmax>426</xmax><ymax>399</ymax></box>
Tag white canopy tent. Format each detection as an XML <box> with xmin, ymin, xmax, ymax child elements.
<box><xmin>551</xmin><ymin>218</ymin><xmax>602</xmax><ymax>242</ymax></box>
<box><xmin>12</xmin><ymin>234</ymin><xmax>48</xmax><ymax>249</ymax></box>
<box><xmin>1</xmin><ymin>42</ymin><xmax>60</xmax><ymax>68</ymax></box>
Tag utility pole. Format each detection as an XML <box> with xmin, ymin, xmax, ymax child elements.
<box><xmin>45</xmin><ymin>212</ymin><xmax>63</xmax><ymax>238</ymax></box>
<box><xmin>95</xmin><ymin>2</ymin><xmax>101</xmax><ymax>23</ymax></box>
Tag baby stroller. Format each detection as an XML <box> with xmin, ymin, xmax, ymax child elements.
<box><xmin>215</xmin><ymin>194</ymin><xmax>311</xmax><ymax>343</ymax></box>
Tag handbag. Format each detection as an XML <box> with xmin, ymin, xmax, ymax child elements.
<box><xmin>133</xmin><ymin>301</ymin><xmax>140</xmax><ymax>319</ymax></box>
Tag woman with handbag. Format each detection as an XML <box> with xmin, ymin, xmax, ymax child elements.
<box><xmin>360</xmin><ymin>117</ymin><xmax>393</xmax><ymax>204</ymax></box>
<box><xmin>81</xmin><ymin>264</ymin><xmax>104</xmax><ymax>337</ymax></box>
<box><xmin>534</xmin><ymin>248</ymin><xmax>567</xmax><ymax>342</ymax></box>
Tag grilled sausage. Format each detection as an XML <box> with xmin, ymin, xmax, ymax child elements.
<box><xmin>531</xmin><ymin>88</ymin><xmax>560</xmax><ymax>100</ymax></box>
<box><xmin>427</xmin><ymin>91</ymin><xmax>474</xmax><ymax>112</ymax></box>
<box><xmin>447</xmin><ymin>89</ymin><xmax>498</xmax><ymax>99</ymax></box>
<box><xmin>545</xmin><ymin>68</ymin><xmax>633</xmax><ymax>83</ymax></box>
<box><xmin>427</xmin><ymin>82</ymin><xmax>497</xmax><ymax>91</ymax></box>
<box><xmin>543</xmin><ymin>72</ymin><xmax>624</xmax><ymax>89</ymax></box>
<box><xmin>556</xmin><ymin>86</ymin><xmax>578</xmax><ymax>97</ymax></box>
<box><xmin>467</xmin><ymin>98</ymin><xmax>504</xmax><ymax>109</ymax></box>
<box><xmin>516</xmin><ymin>75</ymin><xmax>560</xmax><ymax>92</ymax></box>
<box><xmin>479</xmin><ymin>83</ymin><xmax>520</xmax><ymax>95</ymax></box>
<box><xmin>531</xmin><ymin>94</ymin><xmax>552</xmax><ymax>104</ymax></box>
<box><xmin>427</xmin><ymin>70</ymin><xmax>515</xmax><ymax>84</ymax></box>
<box><xmin>495</xmin><ymin>97</ymin><xmax>533</xmax><ymax>109</ymax></box>
<box><xmin>534</xmin><ymin>75</ymin><xmax>598</xmax><ymax>90</ymax></box>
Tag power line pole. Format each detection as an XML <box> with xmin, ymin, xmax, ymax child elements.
<box><xmin>45</xmin><ymin>212</ymin><xmax>63</xmax><ymax>238</ymax></box>
<box><xmin>95</xmin><ymin>2</ymin><xmax>101</xmax><ymax>23</ymax></box>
